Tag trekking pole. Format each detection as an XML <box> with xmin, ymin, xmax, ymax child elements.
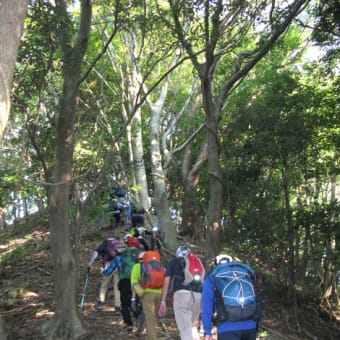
<box><xmin>80</xmin><ymin>271</ymin><xmax>89</xmax><ymax>310</ymax></box>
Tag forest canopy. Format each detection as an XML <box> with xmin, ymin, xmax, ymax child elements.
<box><xmin>0</xmin><ymin>0</ymin><xmax>339</xmax><ymax>338</ymax></box>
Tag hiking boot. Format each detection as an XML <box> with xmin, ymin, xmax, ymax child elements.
<box><xmin>94</xmin><ymin>300</ymin><xmax>103</xmax><ymax>311</ymax></box>
<box><xmin>136</xmin><ymin>328</ymin><xmax>147</xmax><ymax>337</ymax></box>
<box><xmin>125</xmin><ymin>325</ymin><xmax>133</xmax><ymax>332</ymax></box>
<box><xmin>114</xmin><ymin>306</ymin><xmax>121</xmax><ymax>316</ymax></box>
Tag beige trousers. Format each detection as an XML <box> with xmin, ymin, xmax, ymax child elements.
<box><xmin>173</xmin><ymin>289</ymin><xmax>201</xmax><ymax>340</ymax></box>
<box><xmin>141</xmin><ymin>292</ymin><xmax>162</xmax><ymax>340</ymax></box>
<box><xmin>99</xmin><ymin>268</ymin><xmax>120</xmax><ymax>307</ymax></box>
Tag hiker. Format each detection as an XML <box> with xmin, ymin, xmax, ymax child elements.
<box><xmin>158</xmin><ymin>244</ymin><xmax>205</xmax><ymax>340</ymax></box>
<box><xmin>130</xmin><ymin>203</ymin><xmax>146</xmax><ymax>228</ymax></box>
<box><xmin>109</xmin><ymin>198</ymin><xmax>124</xmax><ymax>229</ymax></box>
<box><xmin>201</xmin><ymin>254</ymin><xmax>261</xmax><ymax>340</ymax></box>
<box><xmin>102</xmin><ymin>243</ymin><xmax>140</xmax><ymax>333</ymax></box>
<box><xmin>145</xmin><ymin>222</ymin><xmax>161</xmax><ymax>251</ymax></box>
<box><xmin>131</xmin><ymin>251</ymin><xmax>165</xmax><ymax>339</ymax></box>
<box><xmin>114</xmin><ymin>179</ymin><xmax>131</xmax><ymax>226</ymax></box>
<box><xmin>124</xmin><ymin>232</ymin><xmax>149</xmax><ymax>251</ymax></box>
<box><xmin>128</xmin><ymin>226</ymin><xmax>150</xmax><ymax>251</ymax></box>
<box><xmin>87</xmin><ymin>238</ymin><xmax>122</xmax><ymax>313</ymax></box>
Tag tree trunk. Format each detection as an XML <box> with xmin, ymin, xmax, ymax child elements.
<box><xmin>149</xmin><ymin>108</ymin><xmax>177</xmax><ymax>251</ymax></box>
<box><xmin>282</xmin><ymin>155</ymin><xmax>296</xmax><ymax>302</ymax></box>
<box><xmin>127</xmin><ymin>49</ymin><xmax>150</xmax><ymax>210</ymax></box>
<box><xmin>0</xmin><ymin>0</ymin><xmax>30</xmax><ymax>335</ymax></box>
<box><xmin>43</xmin><ymin>1</ymin><xmax>92</xmax><ymax>338</ymax></box>
<box><xmin>320</xmin><ymin>167</ymin><xmax>338</xmax><ymax>305</ymax></box>
<box><xmin>181</xmin><ymin>175</ymin><xmax>201</xmax><ymax>238</ymax></box>
<box><xmin>202</xmin><ymin>77</ymin><xmax>224</xmax><ymax>259</ymax></box>
<box><xmin>144</xmin><ymin>55</ymin><xmax>179</xmax><ymax>252</ymax></box>
<box><xmin>131</xmin><ymin>108</ymin><xmax>150</xmax><ymax>210</ymax></box>
<box><xmin>181</xmin><ymin>142</ymin><xmax>207</xmax><ymax>238</ymax></box>
<box><xmin>0</xmin><ymin>0</ymin><xmax>29</xmax><ymax>138</ymax></box>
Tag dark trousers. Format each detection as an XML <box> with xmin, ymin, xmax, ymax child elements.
<box><xmin>218</xmin><ymin>329</ymin><xmax>257</xmax><ymax>340</ymax></box>
<box><xmin>118</xmin><ymin>278</ymin><xmax>133</xmax><ymax>326</ymax></box>
<box><xmin>131</xmin><ymin>214</ymin><xmax>144</xmax><ymax>227</ymax></box>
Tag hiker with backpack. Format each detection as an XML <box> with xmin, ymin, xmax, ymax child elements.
<box><xmin>87</xmin><ymin>238</ymin><xmax>122</xmax><ymax>313</ymax></box>
<box><xmin>135</xmin><ymin>227</ymin><xmax>150</xmax><ymax>251</ymax></box>
<box><xmin>158</xmin><ymin>244</ymin><xmax>205</xmax><ymax>340</ymax></box>
<box><xmin>130</xmin><ymin>203</ymin><xmax>146</xmax><ymax>228</ymax></box>
<box><xmin>102</xmin><ymin>242</ymin><xmax>140</xmax><ymax>333</ymax></box>
<box><xmin>124</xmin><ymin>232</ymin><xmax>149</xmax><ymax>251</ymax></box>
<box><xmin>109</xmin><ymin>198</ymin><xmax>124</xmax><ymax>229</ymax></box>
<box><xmin>131</xmin><ymin>250</ymin><xmax>165</xmax><ymax>339</ymax></box>
<box><xmin>201</xmin><ymin>254</ymin><xmax>262</xmax><ymax>340</ymax></box>
<box><xmin>145</xmin><ymin>222</ymin><xmax>161</xmax><ymax>251</ymax></box>
<box><xmin>113</xmin><ymin>179</ymin><xmax>131</xmax><ymax>227</ymax></box>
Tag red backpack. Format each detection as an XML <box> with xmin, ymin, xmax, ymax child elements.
<box><xmin>139</xmin><ymin>251</ymin><xmax>165</xmax><ymax>289</ymax></box>
<box><xmin>183</xmin><ymin>253</ymin><xmax>205</xmax><ymax>290</ymax></box>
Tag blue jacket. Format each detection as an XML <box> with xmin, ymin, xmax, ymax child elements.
<box><xmin>201</xmin><ymin>269</ymin><xmax>257</xmax><ymax>336</ymax></box>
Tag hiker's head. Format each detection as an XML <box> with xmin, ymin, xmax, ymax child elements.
<box><xmin>176</xmin><ymin>244</ymin><xmax>191</xmax><ymax>257</ymax></box>
<box><xmin>215</xmin><ymin>254</ymin><xmax>233</xmax><ymax>265</ymax></box>
<box><xmin>151</xmin><ymin>223</ymin><xmax>160</xmax><ymax>233</ymax></box>
<box><xmin>137</xmin><ymin>226</ymin><xmax>146</xmax><ymax>236</ymax></box>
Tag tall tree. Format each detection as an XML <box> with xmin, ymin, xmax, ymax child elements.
<box><xmin>43</xmin><ymin>0</ymin><xmax>92</xmax><ymax>337</ymax></box>
<box><xmin>165</xmin><ymin>0</ymin><xmax>310</xmax><ymax>258</ymax></box>
<box><xmin>0</xmin><ymin>0</ymin><xmax>29</xmax><ymax>337</ymax></box>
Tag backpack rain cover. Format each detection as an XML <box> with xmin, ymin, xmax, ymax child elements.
<box><xmin>139</xmin><ymin>251</ymin><xmax>165</xmax><ymax>289</ymax></box>
<box><xmin>213</xmin><ymin>262</ymin><xmax>260</xmax><ymax>322</ymax></box>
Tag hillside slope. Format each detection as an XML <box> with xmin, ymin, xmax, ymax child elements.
<box><xmin>0</xmin><ymin>218</ymin><xmax>339</xmax><ymax>339</ymax></box>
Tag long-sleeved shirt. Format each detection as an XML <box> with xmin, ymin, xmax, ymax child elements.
<box><xmin>201</xmin><ymin>271</ymin><xmax>257</xmax><ymax>336</ymax></box>
<box><xmin>102</xmin><ymin>255</ymin><xmax>123</xmax><ymax>278</ymax></box>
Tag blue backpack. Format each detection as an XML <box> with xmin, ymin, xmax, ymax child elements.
<box><xmin>212</xmin><ymin>262</ymin><xmax>261</xmax><ymax>323</ymax></box>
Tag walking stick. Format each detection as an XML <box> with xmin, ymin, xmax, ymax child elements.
<box><xmin>80</xmin><ymin>271</ymin><xmax>89</xmax><ymax>310</ymax></box>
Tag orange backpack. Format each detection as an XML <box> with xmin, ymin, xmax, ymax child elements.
<box><xmin>139</xmin><ymin>251</ymin><xmax>165</xmax><ymax>289</ymax></box>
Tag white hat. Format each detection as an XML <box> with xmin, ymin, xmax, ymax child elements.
<box><xmin>123</xmin><ymin>234</ymin><xmax>131</xmax><ymax>242</ymax></box>
<box><xmin>137</xmin><ymin>227</ymin><xmax>146</xmax><ymax>234</ymax></box>
<box><xmin>215</xmin><ymin>254</ymin><xmax>232</xmax><ymax>264</ymax></box>
<box><xmin>138</xmin><ymin>251</ymin><xmax>145</xmax><ymax>260</ymax></box>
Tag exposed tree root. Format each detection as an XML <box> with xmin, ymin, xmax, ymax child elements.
<box><xmin>41</xmin><ymin>315</ymin><xmax>87</xmax><ymax>340</ymax></box>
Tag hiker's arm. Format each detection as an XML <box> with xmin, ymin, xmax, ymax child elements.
<box><xmin>101</xmin><ymin>257</ymin><xmax>117</xmax><ymax>276</ymax></box>
<box><xmin>201</xmin><ymin>275</ymin><xmax>214</xmax><ymax>337</ymax></box>
<box><xmin>130</xmin><ymin>263</ymin><xmax>144</xmax><ymax>297</ymax></box>
<box><xmin>158</xmin><ymin>276</ymin><xmax>171</xmax><ymax>317</ymax></box>
<box><xmin>160</xmin><ymin>275</ymin><xmax>170</xmax><ymax>302</ymax></box>
<box><xmin>87</xmin><ymin>251</ymin><xmax>99</xmax><ymax>270</ymax></box>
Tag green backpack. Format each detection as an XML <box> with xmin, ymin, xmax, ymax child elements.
<box><xmin>120</xmin><ymin>247</ymin><xmax>139</xmax><ymax>279</ymax></box>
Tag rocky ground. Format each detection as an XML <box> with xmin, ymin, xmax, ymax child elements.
<box><xmin>0</xmin><ymin>217</ymin><xmax>339</xmax><ymax>339</ymax></box>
